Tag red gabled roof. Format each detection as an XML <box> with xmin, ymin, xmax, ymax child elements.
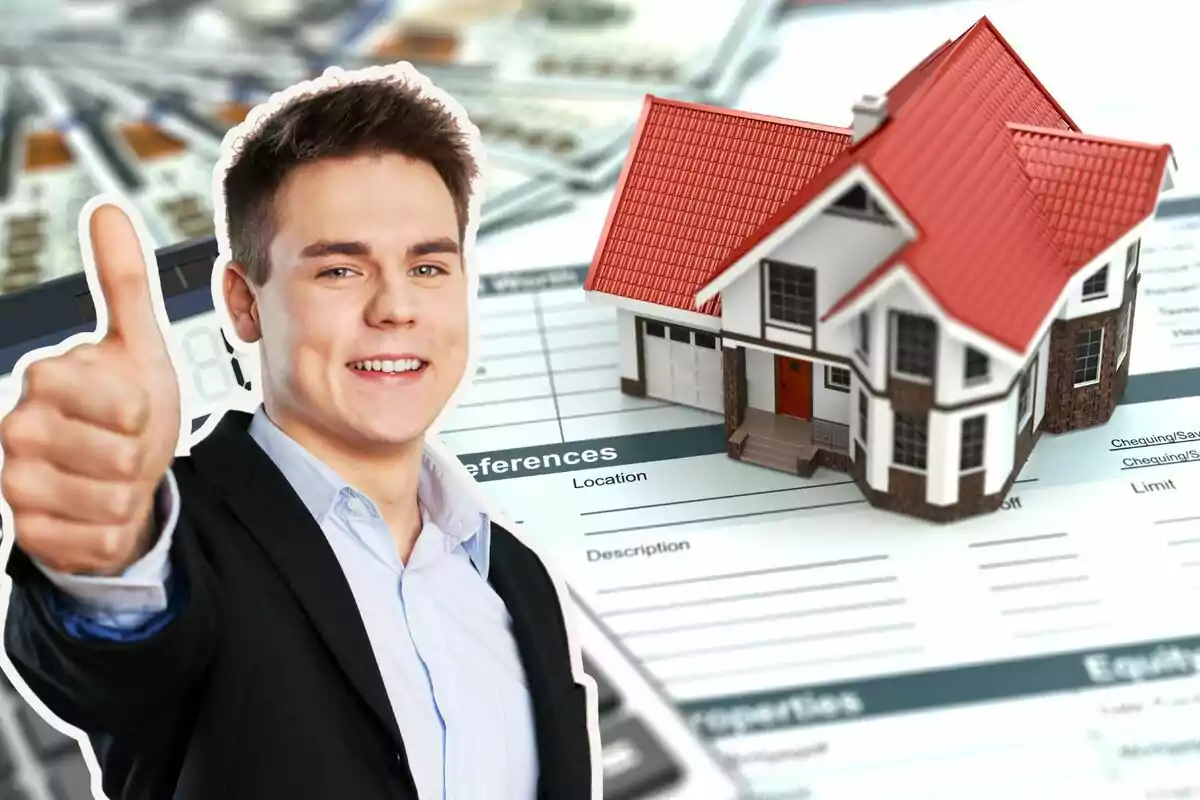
<box><xmin>723</xmin><ymin>17</ymin><xmax>1171</xmax><ymax>352</ymax></box>
<box><xmin>583</xmin><ymin>96</ymin><xmax>850</xmax><ymax>316</ymax></box>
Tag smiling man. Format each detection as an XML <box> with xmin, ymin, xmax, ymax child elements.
<box><xmin>0</xmin><ymin>71</ymin><xmax>594</xmax><ymax>799</ymax></box>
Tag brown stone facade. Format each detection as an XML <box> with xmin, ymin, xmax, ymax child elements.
<box><xmin>1041</xmin><ymin>272</ymin><xmax>1138</xmax><ymax>434</ymax></box>
<box><xmin>723</xmin><ymin>346</ymin><xmax>747</xmax><ymax>438</ymax></box>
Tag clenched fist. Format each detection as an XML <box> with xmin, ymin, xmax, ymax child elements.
<box><xmin>0</xmin><ymin>202</ymin><xmax>182</xmax><ymax>576</ymax></box>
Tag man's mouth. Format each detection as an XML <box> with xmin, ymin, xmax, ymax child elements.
<box><xmin>347</xmin><ymin>357</ymin><xmax>428</xmax><ymax>375</ymax></box>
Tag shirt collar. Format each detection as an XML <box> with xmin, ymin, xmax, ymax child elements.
<box><xmin>247</xmin><ymin>407</ymin><xmax>491</xmax><ymax>576</ymax></box>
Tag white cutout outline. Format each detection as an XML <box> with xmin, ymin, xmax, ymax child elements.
<box><xmin>0</xmin><ymin>61</ymin><xmax>603</xmax><ymax>800</ymax></box>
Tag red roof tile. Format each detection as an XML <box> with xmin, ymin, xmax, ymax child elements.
<box><xmin>1009</xmin><ymin>124</ymin><xmax>1173</xmax><ymax>270</ymax></box>
<box><xmin>583</xmin><ymin>96</ymin><xmax>851</xmax><ymax>316</ymax></box>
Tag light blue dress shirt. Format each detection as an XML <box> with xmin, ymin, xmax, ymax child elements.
<box><xmin>36</xmin><ymin>407</ymin><xmax>540</xmax><ymax>800</ymax></box>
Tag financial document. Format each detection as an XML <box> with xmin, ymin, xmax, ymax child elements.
<box><xmin>440</xmin><ymin>198</ymin><xmax>1200</xmax><ymax>799</ymax></box>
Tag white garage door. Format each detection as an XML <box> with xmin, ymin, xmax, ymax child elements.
<box><xmin>642</xmin><ymin>320</ymin><xmax>723</xmax><ymax>413</ymax></box>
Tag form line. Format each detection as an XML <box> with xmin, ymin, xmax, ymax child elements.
<box><xmin>616</xmin><ymin>598</ymin><xmax>909</xmax><ymax>639</ymax></box>
<box><xmin>596</xmin><ymin>555</ymin><xmax>890</xmax><ymax>594</ymax></box>
<box><xmin>583</xmin><ymin>497</ymin><xmax>868</xmax><ymax>536</ymax></box>
<box><xmin>599</xmin><ymin>576</ymin><xmax>900</xmax><ymax>617</ymax></box>
<box><xmin>968</xmin><ymin>532</ymin><xmax>1069</xmax><ymax>548</ymax></box>
<box><xmin>990</xmin><ymin>575</ymin><xmax>1090</xmax><ymax>592</ymax></box>
<box><xmin>978</xmin><ymin>554</ymin><xmax>1080</xmax><ymax>570</ymax></box>
<box><xmin>580</xmin><ymin>479</ymin><xmax>856</xmax><ymax>516</ymax></box>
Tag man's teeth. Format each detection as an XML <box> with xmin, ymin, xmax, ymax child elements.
<box><xmin>351</xmin><ymin>359</ymin><xmax>423</xmax><ymax>373</ymax></box>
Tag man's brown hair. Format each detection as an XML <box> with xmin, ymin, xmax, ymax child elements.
<box><xmin>223</xmin><ymin>76</ymin><xmax>479</xmax><ymax>285</ymax></box>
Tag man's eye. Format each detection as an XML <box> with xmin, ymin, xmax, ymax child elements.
<box><xmin>411</xmin><ymin>264</ymin><xmax>447</xmax><ymax>277</ymax></box>
<box><xmin>317</xmin><ymin>267</ymin><xmax>355</xmax><ymax>279</ymax></box>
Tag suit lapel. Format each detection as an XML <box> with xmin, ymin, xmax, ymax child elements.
<box><xmin>487</xmin><ymin>525</ymin><xmax>569</xmax><ymax>796</ymax></box>
<box><xmin>190</xmin><ymin>412</ymin><xmax>409</xmax><ymax>759</ymax></box>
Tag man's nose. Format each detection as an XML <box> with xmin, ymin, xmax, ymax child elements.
<box><xmin>365</xmin><ymin>276</ymin><xmax>419</xmax><ymax>327</ymax></box>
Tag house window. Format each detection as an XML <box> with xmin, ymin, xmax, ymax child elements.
<box><xmin>858</xmin><ymin>391</ymin><xmax>868</xmax><ymax>442</ymax></box>
<box><xmin>960</xmin><ymin>415</ymin><xmax>986</xmax><ymax>471</ymax></box>
<box><xmin>1073</xmin><ymin>327</ymin><xmax>1104</xmax><ymax>386</ymax></box>
<box><xmin>1126</xmin><ymin>240</ymin><xmax>1141</xmax><ymax>278</ymax></box>
<box><xmin>670</xmin><ymin>327</ymin><xmax>690</xmax><ymax>344</ymax></box>
<box><xmin>825</xmin><ymin>365</ymin><xmax>851</xmax><ymax>392</ymax></box>
<box><xmin>695</xmin><ymin>332</ymin><xmax>717</xmax><ymax>349</ymax></box>
<box><xmin>765</xmin><ymin>260</ymin><xmax>816</xmax><ymax>328</ymax></box>
<box><xmin>857</xmin><ymin>313</ymin><xmax>871</xmax><ymax>360</ymax></box>
<box><xmin>964</xmin><ymin>347</ymin><xmax>989</xmax><ymax>386</ymax></box>
<box><xmin>1117</xmin><ymin>305</ymin><xmax>1131</xmax><ymax>365</ymax></box>
<box><xmin>1017</xmin><ymin>364</ymin><xmax>1033</xmax><ymax>426</ymax></box>
<box><xmin>892</xmin><ymin>412</ymin><xmax>928</xmax><ymax>470</ymax></box>
<box><xmin>892</xmin><ymin>313</ymin><xmax>936</xmax><ymax>380</ymax></box>
<box><xmin>829</xmin><ymin>184</ymin><xmax>889</xmax><ymax>222</ymax></box>
<box><xmin>1082</xmin><ymin>265</ymin><xmax>1109</xmax><ymax>301</ymax></box>
<box><xmin>645</xmin><ymin>321</ymin><xmax>665</xmax><ymax>338</ymax></box>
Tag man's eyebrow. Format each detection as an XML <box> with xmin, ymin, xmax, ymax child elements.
<box><xmin>408</xmin><ymin>237</ymin><xmax>460</xmax><ymax>258</ymax></box>
<box><xmin>298</xmin><ymin>238</ymin><xmax>460</xmax><ymax>259</ymax></box>
<box><xmin>300</xmin><ymin>240</ymin><xmax>371</xmax><ymax>258</ymax></box>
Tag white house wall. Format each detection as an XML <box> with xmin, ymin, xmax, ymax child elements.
<box><xmin>720</xmin><ymin>264</ymin><xmax>760</xmax><ymax>340</ymax></box>
<box><xmin>616</xmin><ymin>308</ymin><xmax>639</xmax><ymax>385</ymax></box>
<box><xmin>772</xmin><ymin>214</ymin><xmax>905</xmax><ymax>354</ymax></box>
<box><xmin>813</xmin><ymin>366</ymin><xmax>851</xmax><ymax>425</ymax></box>
<box><xmin>1059</xmin><ymin>221</ymin><xmax>1148</xmax><ymax>322</ymax></box>
<box><xmin>745</xmin><ymin>345</ymin><xmax>775</xmax><ymax>412</ymax></box>
<box><xmin>719</xmin><ymin>211</ymin><xmax>907</xmax><ymax>354</ymax></box>
<box><xmin>1034</xmin><ymin>330</ymin><xmax>1050</xmax><ymax>432</ymax></box>
<box><xmin>936</xmin><ymin>324</ymin><xmax>1020</xmax><ymax>407</ymax></box>
<box><xmin>863</xmin><ymin>390</ymin><xmax>891</xmax><ymax>490</ymax></box>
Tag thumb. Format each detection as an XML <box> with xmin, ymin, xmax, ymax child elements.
<box><xmin>82</xmin><ymin>200</ymin><xmax>167</xmax><ymax>356</ymax></box>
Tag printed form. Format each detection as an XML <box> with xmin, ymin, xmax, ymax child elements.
<box><xmin>439</xmin><ymin>199</ymin><xmax>1200</xmax><ymax>799</ymax></box>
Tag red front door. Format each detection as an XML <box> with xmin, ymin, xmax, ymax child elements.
<box><xmin>775</xmin><ymin>355</ymin><xmax>812</xmax><ymax>419</ymax></box>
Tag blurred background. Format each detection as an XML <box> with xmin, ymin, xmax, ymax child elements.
<box><xmin>0</xmin><ymin>0</ymin><xmax>1195</xmax><ymax>797</ymax></box>
<box><xmin>0</xmin><ymin>0</ymin><xmax>795</xmax><ymax>296</ymax></box>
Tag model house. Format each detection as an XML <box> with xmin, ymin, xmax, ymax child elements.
<box><xmin>583</xmin><ymin>16</ymin><xmax>1176</xmax><ymax>522</ymax></box>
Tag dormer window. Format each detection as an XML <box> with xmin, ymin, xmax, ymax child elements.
<box><xmin>829</xmin><ymin>184</ymin><xmax>890</xmax><ymax>223</ymax></box>
<box><xmin>1082</xmin><ymin>265</ymin><xmax>1109</xmax><ymax>301</ymax></box>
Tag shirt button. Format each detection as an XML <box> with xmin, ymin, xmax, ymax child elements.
<box><xmin>346</xmin><ymin>496</ymin><xmax>368</xmax><ymax>517</ymax></box>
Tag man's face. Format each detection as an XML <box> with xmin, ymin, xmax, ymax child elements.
<box><xmin>250</xmin><ymin>153</ymin><xmax>470</xmax><ymax>451</ymax></box>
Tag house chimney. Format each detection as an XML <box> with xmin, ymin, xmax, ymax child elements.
<box><xmin>851</xmin><ymin>94</ymin><xmax>888</xmax><ymax>143</ymax></box>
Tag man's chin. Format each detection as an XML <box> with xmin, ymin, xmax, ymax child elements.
<box><xmin>346</xmin><ymin>414</ymin><xmax>434</xmax><ymax>449</ymax></box>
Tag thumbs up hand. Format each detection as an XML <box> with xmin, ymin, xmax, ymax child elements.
<box><xmin>0</xmin><ymin>201</ymin><xmax>182</xmax><ymax>576</ymax></box>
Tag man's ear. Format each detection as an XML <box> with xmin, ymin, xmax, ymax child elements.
<box><xmin>224</xmin><ymin>262</ymin><xmax>261</xmax><ymax>344</ymax></box>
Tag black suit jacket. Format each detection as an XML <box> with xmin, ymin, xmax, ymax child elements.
<box><xmin>3</xmin><ymin>411</ymin><xmax>593</xmax><ymax>799</ymax></box>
